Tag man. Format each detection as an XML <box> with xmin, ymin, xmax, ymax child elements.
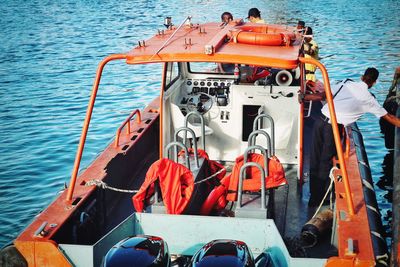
<box><xmin>297</xmin><ymin>20</ymin><xmax>305</xmax><ymax>34</ymax></box>
<box><xmin>247</xmin><ymin>8</ymin><xmax>265</xmax><ymax>24</ymax></box>
<box><xmin>221</xmin><ymin>11</ymin><xmax>233</xmax><ymax>24</ymax></box>
<box><xmin>305</xmin><ymin>68</ymin><xmax>400</xmax><ymax>206</ymax></box>
<box><xmin>303</xmin><ymin>27</ymin><xmax>319</xmax><ymax>82</ymax></box>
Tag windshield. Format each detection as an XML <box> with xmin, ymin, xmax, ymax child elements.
<box><xmin>188</xmin><ymin>62</ymin><xmax>235</xmax><ymax>74</ymax></box>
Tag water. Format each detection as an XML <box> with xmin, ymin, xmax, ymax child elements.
<box><xmin>0</xmin><ymin>0</ymin><xmax>399</xmax><ymax>248</ymax></box>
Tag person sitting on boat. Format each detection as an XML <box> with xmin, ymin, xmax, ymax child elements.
<box><xmin>297</xmin><ymin>20</ymin><xmax>306</xmax><ymax>34</ymax></box>
<box><xmin>221</xmin><ymin>11</ymin><xmax>233</xmax><ymax>25</ymax></box>
<box><xmin>303</xmin><ymin>27</ymin><xmax>319</xmax><ymax>82</ymax></box>
<box><xmin>217</xmin><ymin>12</ymin><xmax>235</xmax><ymax>73</ymax></box>
<box><xmin>303</xmin><ymin>67</ymin><xmax>400</xmax><ymax>207</ymax></box>
<box><xmin>247</xmin><ymin>8</ymin><xmax>265</xmax><ymax>24</ymax></box>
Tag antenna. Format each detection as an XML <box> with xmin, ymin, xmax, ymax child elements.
<box><xmin>150</xmin><ymin>16</ymin><xmax>192</xmax><ymax>60</ymax></box>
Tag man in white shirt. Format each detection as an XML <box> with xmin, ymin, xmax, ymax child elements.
<box><xmin>305</xmin><ymin>67</ymin><xmax>400</xmax><ymax>207</ymax></box>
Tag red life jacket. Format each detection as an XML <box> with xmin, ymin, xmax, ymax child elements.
<box><xmin>226</xmin><ymin>153</ymin><xmax>287</xmax><ymax>202</ymax></box>
<box><xmin>132</xmin><ymin>158</ymin><xmax>194</xmax><ymax>214</ymax></box>
<box><xmin>132</xmin><ymin>149</ymin><xmax>226</xmax><ymax>214</ymax></box>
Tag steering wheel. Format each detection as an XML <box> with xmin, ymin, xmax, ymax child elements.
<box><xmin>186</xmin><ymin>92</ymin><xmax>214</xmax><ymax>115</ymax></box>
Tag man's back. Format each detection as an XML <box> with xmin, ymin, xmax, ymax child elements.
<box><xmin>321</xmin><ymin>80</ymin><xmax>386</xmax><ymax>126</ymax></box>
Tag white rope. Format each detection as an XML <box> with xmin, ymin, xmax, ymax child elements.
<box><xmin>85</xmin><ymin>180</ymin><xmax>139</xmax><ymax>194</ymax></box>
<box><xmin>193</xmin><ymin>168</ymin><xmax>226</xmax><ymax>185</ymax></box>
<box><xmin>311</xmin><ymin>166</ymin><xmax>338</xmax><ymax>218</ymax></box>
<box><xmin>85</xmin><ymin>167</ymin><xmax>226</xmax><ymax>193</ymax></box>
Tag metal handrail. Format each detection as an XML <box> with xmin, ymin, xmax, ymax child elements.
<box><xmin>243</xmin><ymin>145</ymin><xmax>269</xmax><ymax>178</ymax></box>
<box><xmin>184</xmin><ymin>111</ymin><xmax>206</xmax><ymax>150</ymax></box>
<box><xmin>252</xmin><ymin>114</ymin><xmax>275</xmax><ymax>155</ymax></box>
<box><xmin>238</xmin><ymin>162</ymin><xmax>266</xmax><ymax>209</ymax></box>
<box><xmin>114</xmin><ymin>109</ymin><xmax>142</xmax><ymax>147</ymax></box>
<box><xmin>174</xmin><ymin>127</ymin><xmax>199</xmax><ymax>169</ymax></box>
<box><xmin>66</xmin><ymin>54</ymin><xmax>127</xmax><ymax>202</ymax></box>
<box><xmin>248</xmin><ymin>130</ymin><xmax>272</xmax><ymax>158</ymax></box>
<box><xmin>299</xmin><ymin>57</ymin><xmax>354</xmax><ymax>216</ymax></box>
<box><xmin>165</xmin><ymin>141</ymin><xmax>190</xmax><ymax>169</ymax></box>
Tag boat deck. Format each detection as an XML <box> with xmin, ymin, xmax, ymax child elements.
<box><xmin>102</xmin><ymin>103</ymin><xmax>338</xmax><ymax>259</ymax></box>
<box><xmin>273</xmin><ymin>101</ymin><xmax>337</xmax><ymax>258</ymax></box>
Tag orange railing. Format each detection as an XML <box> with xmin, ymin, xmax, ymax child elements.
<box><xmin>114</xmin><ymin>109</ymin><xmax>142</xmax><ymax>147</ymax></box>
<box><xmin>159</xmin><ymin>63</ymin><xmax>167</xmax><ymax>159</ymax></box>
<box><xmin>299</xmin><ymin>57</ymin><xmax>355</xmax><ymax>216</ymax></box>
<box><xmin>66</xmin><ymin>54</ymin><xmax>127</xmax><ymax>202</ymax></box>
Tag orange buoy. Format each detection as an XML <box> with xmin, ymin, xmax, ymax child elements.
<box><xmin>234</xmin><ymin>31</ymin><xmax>285</xmax><ymax>46</ymax></box>
<box><xmin>230</xmin><ymin>24</ymin><xmax>295</xmax><ymax>46</ymax></box>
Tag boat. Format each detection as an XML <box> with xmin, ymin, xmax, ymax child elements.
<box><xmin>1</xmin><ymin>17</ymin><xmax>389</xmax><ymax>266</ymax></box>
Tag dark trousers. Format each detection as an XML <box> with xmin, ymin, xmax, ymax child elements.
<box><xmin>309</xmin><ymin>118</ymin><xmax>343</xmax><ymax>206</ymax></box>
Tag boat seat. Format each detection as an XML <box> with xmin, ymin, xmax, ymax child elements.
<box><xmin>170</xmin><ymin>103</ymin><xmax>213</xmax><ymax>149</ymax></box>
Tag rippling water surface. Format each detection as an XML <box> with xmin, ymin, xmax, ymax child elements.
<box><xmin>0</xmin><ymin>0</ymin><xmax>399</xmax><ymax>247</ymax></box>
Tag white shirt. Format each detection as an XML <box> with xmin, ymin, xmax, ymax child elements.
<box><xmin>321</xmin><ymin>80</ymin><xmax>387</xmax><ymax>126</ymax></box>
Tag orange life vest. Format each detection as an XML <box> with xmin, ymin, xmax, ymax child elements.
<box><xmin>132</xmin><ymin>149</ymin><xmax>226</xmax><ymax>214</ymax></box>
<box><xmin>226</xmin><ymin>153</ymin><xmax>287</xmax><ymax>202</ymax></box>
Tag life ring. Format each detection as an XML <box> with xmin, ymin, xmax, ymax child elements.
<box><xmin>200</xmin><ymin>175</ymin><xmax>230</xmax><ymax>215</ymax></box>
<box><xmin>234</xmin><ymin>31</ymin><xmax>285</xmax><ymax>46</ymax></box>
<box><xmin>231</xmin><ymin>25</ymin><xmax>295</xmax><ymax>46</ymax></box>
<box><xmin>239</xmin><ymin>25</ymin><xmax>269</xmax><ymax>33</ymax></box>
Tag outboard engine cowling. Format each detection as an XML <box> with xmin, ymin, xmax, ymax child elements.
<box><xmin>189</xmin><ymin>239</ymin><xmax>255</xmax><ymax>267</ymax></box>
<box><xmin>102</xmin><ymin>235</ymin><xmax>170</xmax><ymax>267</ymax></box>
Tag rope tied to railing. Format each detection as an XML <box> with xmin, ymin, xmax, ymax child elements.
<box><xmin>193</xmin><ymin>168</ymin><xmax>226</xmax><ymax>185</ymax></box>
<box><xmin>85</xmin><ymin>167</ymin><xmax>226</xmax><ymax>193</ymax></box>
<box><xmin>85</xmin><ymin>179</ymin><xmax>139</xmax><ymax>194</ymax></box>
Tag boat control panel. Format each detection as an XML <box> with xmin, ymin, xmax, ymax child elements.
<box><xmin>183</xmin><ymin>78</ymin><xmax>234</xmax><ymax>107</ymax></box>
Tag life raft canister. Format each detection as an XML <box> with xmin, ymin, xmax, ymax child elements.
<box><xmin>231</xmin><ymin>25</ymin><xmax>295</xmax><ymax>47</ymax></box>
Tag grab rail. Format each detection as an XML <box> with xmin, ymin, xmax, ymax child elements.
<box><xmin>248</xmin><ymin>130</ymin><xmax>272</xmax><ymax>158</ymax></box>
<box><xmin>184</xmin><ymin>111</ymin><xmax>206</xmax><ymax>150</ymax></box>
<box><xmin>299</xmin><ymin>57</ymin><xmax>354</xmax><ymax>216</ymax></box>
<box><xmin>114</xmin><ymin>109</ymin><xmax>142</xmax><ymax>147</ymax></box>
<box><xmin>165</xmin><ymin>141</ymin><xmax>190</xmax><ymax>169</ymax></box>
<box><xmin>238</xmin><ymin>162</ymin><xmax>266</xmax><ymax>210</ymax></box>
<box><xmin>174</xmin><ymin>127</ymin><xmax>199</xmax><ymax>169</ymax></box>
<box><xmin>252</xmin><ymin>114</ymin><xmax>275</xmax><ymax>155</ymax></box>
<box><xmin>66</xmin><ymin>54</ymin><xmax>127</xmax><ymax>202</ymax></box>
<box><xmin>243</xmin><ymin>145</ymin><xmax>269</xmax><ymax>178</ymax></box>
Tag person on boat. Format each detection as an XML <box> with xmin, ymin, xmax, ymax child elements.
<box><xmin>303</xmin><ymin>67</ymin><xmax>400</xmax><ymax>207</ymax></box>
<box><xmin>217</xmin><ymin>12</ymin><xmax>240</xmax><ymax>73</ymax></box>
<box><xmin>217</xmin><ymin>12</ymin><xmax>236</xmax><ymax>73</ymax></box>
<box><xmin>221</xmin><ymin>11</ymin><xmax>233</xmax><ymax>24</ymax></box>
<box><xmin>297</xmin><ymin>20</ymin><xmax>306</xmax><ymax>34</ymax></box>
<box><xmin>247</xmin><ymin>8</ymin><xmax>265</xmax><ymax>24</ymax></box>
<box><xmin>303</xmin><ymin>27</ymin><xmax>319</xmax><ymax>82</ymax></box>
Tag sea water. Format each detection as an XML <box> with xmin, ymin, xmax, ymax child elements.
<box><xmin>0</xmin><ymin>0</ymin><xmax>399</xmax><ymax>248</ymax></box>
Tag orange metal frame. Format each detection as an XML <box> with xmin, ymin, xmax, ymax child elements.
<box><xmin>115</xmin><ymin>109</ymin><xmax>142</xmax><ymax>147</ymax></box>
<box><xmin>66</xmin><ymin>54</ymin><xmax>127</xmax><ymax>201</ymax></box>
<box><xmin>159</xmin><ymin>63</ymin><xmax>167</xmax><ymax>159</ymax></box>
<box><xmin>17</xmin><ymin>19</ymin><xmax>379</xmax><ymax>265</ymax></box>
<box><xmin>299</xmin><ymin>57</ymin><xmax>355</xmax><ymax>216</ymax></box>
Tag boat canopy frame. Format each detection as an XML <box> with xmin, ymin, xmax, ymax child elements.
<box><xmin>65</xmin><ymin>20</ymin><xmax>355</xmax><ymax>218</ymax></box>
